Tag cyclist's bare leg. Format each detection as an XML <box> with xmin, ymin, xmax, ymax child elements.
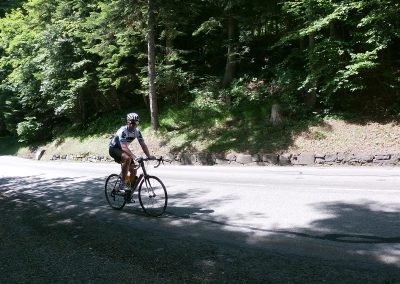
<box><xmin>129</xmin><ymin>164</ymin><xmax>137</xmax><ymax>184</ymax></box>
<box><xmin>121</xmin><ymin>152</ymin><xmax>131</xmax><ymax>186</ymax></box>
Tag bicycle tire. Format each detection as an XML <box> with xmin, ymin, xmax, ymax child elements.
<box><xmin>138</xmin><ymin>176</ymin><xmax>167</xmax><ymax>217</ymax></box>
<box><xmin>105</xmin><ymin>174</ymin><xmax>126</xmax><ymax>210</ymax></box>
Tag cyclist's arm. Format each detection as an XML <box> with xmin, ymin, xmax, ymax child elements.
<box><xmin>139</xmin><ymin>140</ymin><xmax>153</xmax><ymax>158</ymax></box>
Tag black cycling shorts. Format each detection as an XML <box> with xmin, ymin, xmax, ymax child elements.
<box><xmin>109</xmin><ymin>147</ymin><xmax>122</xmax><ymax>163</ymax></box>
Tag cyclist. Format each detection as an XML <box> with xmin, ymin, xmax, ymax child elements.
<box><xmin>109</xmin><ymin>112</ymin><xmax>155</xmax><ymax>193</ymax></box>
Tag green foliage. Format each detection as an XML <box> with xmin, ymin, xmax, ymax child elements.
<box><xmin>82</xmin><ymin>0</ymin><xmax>145</xmax><ymax>97</ymax></box>
<box><xmin>273</xmin><ymin>0</ymin><xmax>400</xmax><ymax>115</ymax></box>
<box><xmin>0</xmin><ymin>136</ymin><xmax>22</xmax><ymax>155</ymax></box>
<box><xmin>16</xmin><ymin>117</ymin><xmax>43</xmax><ymax>142</ymax></box>
<box><xmin>0</xmin><ymin>0</ymin><xmax>25</xmax><ymax>17</ymax></box>
<box><xmin>189</xmin><ymin>78</ymin><xmax>223</xmax><ymax>111</ymax></box>
<box><xmin>156</xmin><ymin>65</ymin><xmax>195</xmax><ymax>104</ymax></box>
<box><xmin>192</xmin><ymin>17</ymin><xmax>222</xmax><ymax>36</ymax></box>
<box><xmin>159</xmin><ymin>108</ymin><xmax>192</xmax><ymax>131</ymax></box>
<box><xmin>1</xmin><ymin>0</ymin><xmax>400</xmax><ymax>144</ymax></box>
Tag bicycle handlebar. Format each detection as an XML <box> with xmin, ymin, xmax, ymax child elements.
<box><xmin>134</xmin><ymin>156</ymin><xmax>170</xmax><ymax>168</ymax></box>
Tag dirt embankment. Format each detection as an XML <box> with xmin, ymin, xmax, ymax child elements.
<box><xmin>18</xmin><ymin>118</ymin><xmax>400</xmax><ymax>163</ymax></box>
<box><xmin>286</xmin><ymin>119</ymin><xmax>400</xmax><ymax>155</ymax></box>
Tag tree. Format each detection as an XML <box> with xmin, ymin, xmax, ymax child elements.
<box><xmin>1</xmin><ymin>0</ymin><xmax>400</xmax><ymax>143</ymax></box>
<box><xmin>0</xmin><ymin>0</ymin><xmax>25</xmax><ymax>17</ymax></box>
<box><xmin>147</xmin><ymin>0</ymin><xmax>158</xmax><ymax>130</ymax></box>
<box><xmin>0</xmin><ymin>3</ymin><xmax>48</xmax><ymax>139</ymax></box>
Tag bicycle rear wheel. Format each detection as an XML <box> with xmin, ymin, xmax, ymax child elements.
<box><xmin>105</xmin><ymin>174</ymin><xmax>126</xmax><ymax>210</ymax></box>
<box><xmin>138</xmin><ymin>176</ymin><xmax>167</xmax><ymax>217</ymax></box>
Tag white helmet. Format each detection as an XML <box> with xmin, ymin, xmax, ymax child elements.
<box><xmin>127</xmin><ymin>112</ymin><xmax>140</xmax><ymax>123</ymax></box>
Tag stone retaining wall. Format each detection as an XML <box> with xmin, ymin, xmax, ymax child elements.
<box><xmin>46</xmin><ymin>151</ymin><xmax>400</xmax><ymax>166</ymax></box>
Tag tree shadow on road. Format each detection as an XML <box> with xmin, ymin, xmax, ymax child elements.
<box><xmin>303</xmin><ymin>201</ymin><xmax>400</xmax><ymax>243</ymax></box>
<box><xmin>1</xmin><ymin>175</ymin><xmax>400</xmax><ymax>283</ymax></box>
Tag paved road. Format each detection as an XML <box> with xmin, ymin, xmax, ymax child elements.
<box><xmin>1</xmin><ymin>156</ymin><xmax>400</xmax><ymax>282</ymax></box>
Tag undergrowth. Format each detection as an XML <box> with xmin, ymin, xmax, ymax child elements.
<box><xmin>2</xmin><ymin>103</ymin><xmax>399</xmax><ymax>157</ymax></box>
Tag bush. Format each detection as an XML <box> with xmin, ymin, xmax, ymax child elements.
<box><xmin>16</xmin><ymin>117</ymin><xmax>43</xmax><ymax>143</ymax></box>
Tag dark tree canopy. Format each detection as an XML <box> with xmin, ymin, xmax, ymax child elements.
<box><xmin>0</xmin><ymin>0</ymin><xmax>399</xmax><ymax>141</ymax></box>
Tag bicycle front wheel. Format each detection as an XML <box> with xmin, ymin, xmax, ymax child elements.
<box><xmin>138</xmin><ymin>176</ymin><xmax>167</xmax><ymax>217</ymax></box>
<box><xmin>105</xmin><ymin>174</ymin><xmax>126</xmax><ymax>210</ymax></box>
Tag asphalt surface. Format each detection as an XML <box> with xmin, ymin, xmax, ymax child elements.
<box><xmin>1</xmin><ymin>156</ymin><xmax>400</xmax><ymax>283</ymax></box>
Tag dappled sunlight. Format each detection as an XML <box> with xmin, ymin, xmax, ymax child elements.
<box><xmin>82</xmin><ymin>196</ymin><xmax>93</xmax><ymax>203</ymax></box>
<box><xmin>374</xmin><ymin>245</ymin><xmax>400</xmax><ymax>265</ymax></box>
<box><xmin>309</xmin><ymin>201</ymin><xmax>400</xmax><ymax>237</ymax></box>
<box><xmin>0</xmin><ymin>175</ymin><xmax>105</xmax><ymax>216</ymax></box>
<box><xmin>271</xmin><ymin>200</ymin><xmax>400</xmax><ymax>267</ymax></box>
<box><xmin>55</xmin><ymin>218</ymin><xmax>75</xmax><ymax>225</ymax></box>
<box><xmin>1</xmin><ymin>173</ymin><xmax>400</xmax><ymax>273</ymax></box>
<box><xmin>162</xmin><ymin>195</ymin><xmax>400</xmax><ymax>269</ymax></box>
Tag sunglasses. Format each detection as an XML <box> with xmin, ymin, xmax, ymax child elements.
<box><xmin>129</xmin><ymin>120</ymin><xmax>139</xmax><ymax>125</ymax></box>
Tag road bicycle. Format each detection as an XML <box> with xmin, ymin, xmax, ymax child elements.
<box><xmin>105</xmin><ymin>156</ymin><xmax>168</xmax><ymax>217</ymax></box>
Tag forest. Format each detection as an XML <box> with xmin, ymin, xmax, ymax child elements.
<box><xmin>0</xmin><ymin>0</ymin><xmax>399</xmax><ymax>143</ymax></box>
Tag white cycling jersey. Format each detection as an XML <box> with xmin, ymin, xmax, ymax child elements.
<box><xmin>109</xmin><ymin>125</ymin><xmax>144</xmax><ymax>149</ymax></box>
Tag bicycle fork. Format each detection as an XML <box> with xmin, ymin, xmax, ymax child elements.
<box><xmin>142</xmin><ymin>176</ymin><xmax>156</xmax><ymax>198</ymax></box>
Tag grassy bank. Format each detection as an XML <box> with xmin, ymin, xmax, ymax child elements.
<box><xmin>1</xmin><ymin>106</ymin><xmax>400</xmax><ymax>159</ymax></box>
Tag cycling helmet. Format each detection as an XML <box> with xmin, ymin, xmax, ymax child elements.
<box><xmin>127</xmin><ymin>112</ymin><xmax>140</xmax><ymax>123</ymax></box>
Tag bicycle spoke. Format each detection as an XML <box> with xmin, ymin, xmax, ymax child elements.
<box><xmin>105</xmin><ymin>157</ymin><xmax>168</xmax><ymax>214</ymax></box>
<box><xmin>139</xmin><ymin>176</ymin><xmax>167</xmax><ymax>217</ymax></box>
<box><xmin>105</xmin><ymin>174</ymin><xmax>126</xmax><ymax>210</ymax></box>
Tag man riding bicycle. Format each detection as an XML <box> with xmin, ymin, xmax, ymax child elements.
<box><xmin>109</xmin><ymin>112</ymin><xmax>155</xmax><ymax>192</ymax></box>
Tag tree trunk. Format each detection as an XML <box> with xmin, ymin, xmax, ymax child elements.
<box><xmin>270</xmin><ymin>103</ymin><xmax>282</xmax><ymax>125</ymax></box>
<box><xmin>147</xmin><ymin>0</ymin><xmax>158</xmax><ymax>130</ymax></box>
<box><xmin>78</xmin><ymin>92</ymin><xmax>86</xmax><ymax>123</ymax></box>
<box><xmin>329</xmin><ymin>21</ymin><xmax>335</xmax><ymax>37</ymax></box>
<box><xmin>299</xmin><ymin>37</ymin><xmax>305</xmax><ymax>50</ymax></box>
<box><xmin>142</xmin><ymin>93</ymin><xmax>148</xmax><ymax>107</ymax></box>
<box><xmin>222</xmin><ymin>16</ymin><xmax>237</xmax><ymax>88</ymax></box>
<box><xmin>306</xmin><ymin>32</ymin><xmax>317</xmax><ymax>110</ymax></box>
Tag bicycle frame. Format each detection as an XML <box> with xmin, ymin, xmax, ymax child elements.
<box><xmin>127</xmin><ymin>156</ymin><xmax>165</xmax><ymax>192</ymax></box>
<box><xmin>105</xmin><ymin>156</ymin><xmax>168</xmax><ymax>216</ymax></box>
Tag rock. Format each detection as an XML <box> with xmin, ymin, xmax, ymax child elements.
<box><xmin>374</xmin><ymin>154</ymin><xmax>391</xmax><ymax>161</ymax></box>
<box><xmin>291</xmin><ymin>153</ymin><xmax>315</xmax><ymax>165</ymax></box>
<box><xmin>180</xmin><ymin>153</ymin><xmax>196</xmax><ymax>165</ymax></box>
<box><xmin>324</xmin><ymin>153</ymin><xmax>337</xmax><ymax>163</ymax></box>
<box><xmin>213</xmin><ymin>153</ymin><xmax>226</xmax><ymax>160</ymax></box>
<box><xmin>236</xmin><ymin>154</ymin><xmax>253</xmax><ymax>164</ymax></box>
<box><xmin>226</xmin><ymin>153</ymin><xmax>237</xmax><ymax>162</ymax></box>
<box><xmin>198</xmin><ymin>152</ymin><xmax>215</xmax><ymax>165</ymax></box>
<box><xmin>342</xmin><ymin>153</ymin><xmax>373</xmax><ymax>164</ymax></box>
<box><xmin>214</xmin><ymin>153</ymin><xmax>229</xmax><ymax>164</ymax></box>
<box><xmin>356</xmin><ymin>154</ymin><xmax>374</xmax><ymax>163</ymax></box>
<box><xmin>262</xmin><ymin>154</ymin><xmax>278</xmax><ymax>165</ymax></box>
<box><xmin>337</xmin><ymin>153</ymin><xmax>345</xmax><ymax>162</ymax></box>
<box><xmin>279</xmin><ymin>154</ymin><xmax>292</xmax><ymax>166</ymax></box>
<box><xmin>164</xmin><ymin>153</ymin><xmax>175</xmax><ymax>163</ymax></box>
<box><xmin>215</xmin><ymin>158</ymin><xmax>229</xmax><ymax>165</ymax></box>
